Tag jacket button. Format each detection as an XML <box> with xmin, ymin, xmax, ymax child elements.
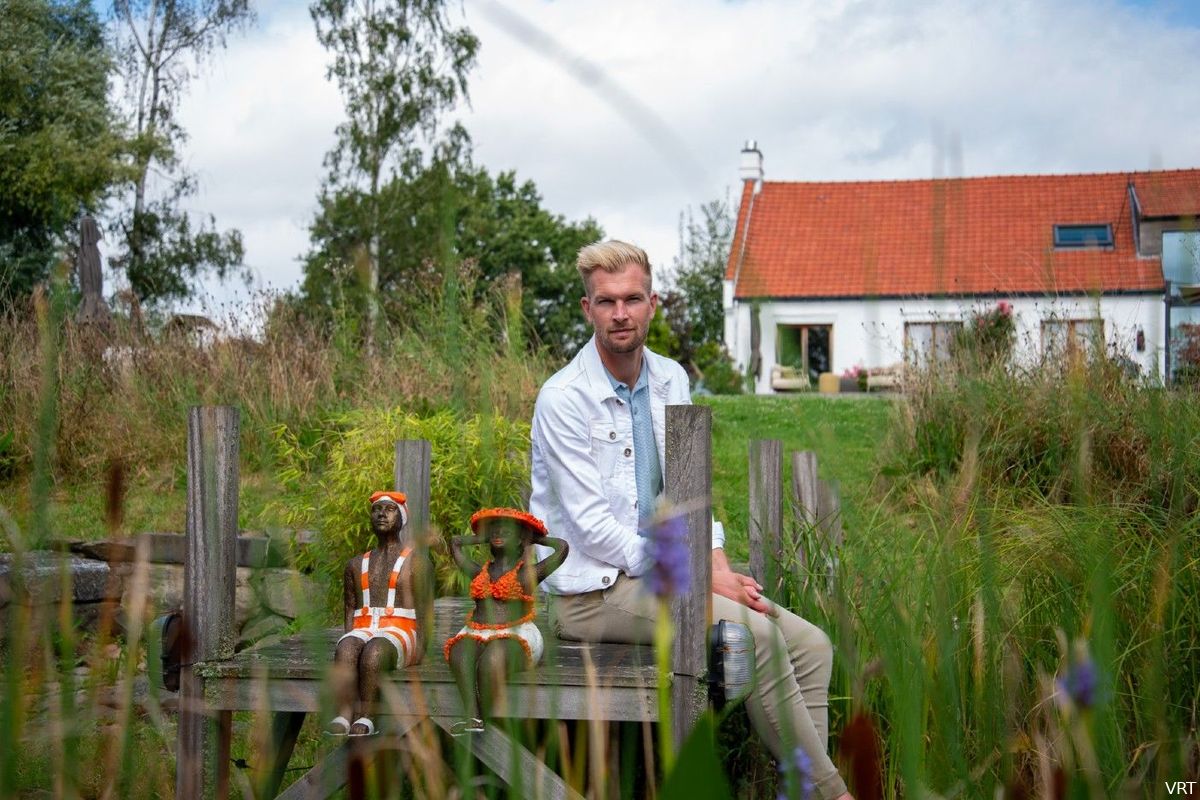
<box><xmin>624</xmin><ymin>448</ymin><xmax>632</xmax><ymax>457</ymax></box>
<box><xmin>602</xmin><ymin>576</ymin><xmax>611</xmax><ymax>586</ymax></box>
<box><xmin>609</xmin><ymin>431</ymin><xmax>616</xmax><ymax>440</ymax></box>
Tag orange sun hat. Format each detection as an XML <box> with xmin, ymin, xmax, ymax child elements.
<box><xmin>370</xmin><ymin>491</ymin><xmax>409</xmax><ymax>528</ymax></box>
<box><xmin>469</xmin><ymin>507</ymin><xmax>548</xmax><ymax>538</ymax></box>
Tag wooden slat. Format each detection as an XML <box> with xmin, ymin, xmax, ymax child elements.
<box><xmin>275</xmin><ymin>718</ymin><xmax>423</xmax><ymax>800</ymax></box>
<box><xmin>436</xmin><ymin>719</ymin><xmax>585</xmax><ymax>800</ymax></box>
<box><xmin>178</xmin><ymin>405</ymin><xmax>239</xmax><ymax>800</ymax></box>
<box><xmin>664</xmin><ymin>404</ymin><xmax>712</xmax><ymax>751</ymax></box>
<box><xmin>394</xmin><ymin>441</ymin><xmax>431</xmax><ymax>536</ymax></box>
<box><xmin>260</xmin><ymin>711</ymin><xmax>306</xmax><ymax>800</ymax></box>
<box><xmin>748</xmin><ymin>439</ymin><xmax>782</xmax><ymax>597</ymax></box>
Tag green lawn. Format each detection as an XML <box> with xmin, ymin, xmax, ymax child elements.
<box><xmin>699</xmin><ymin>394</ymin><xmax>892</xmax><ymax>563</ymax></box>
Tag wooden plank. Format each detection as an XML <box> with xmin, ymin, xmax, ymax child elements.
<box><xmin>275</xmin><ymin>741</ymin><xmax>350</xmax><ymax>800</ymax></box>
<box><xmin>664</xmin><ymin>404</ymin><xmax>712</xmax><ymax>751</ymax></box>
<box><xmin>748</xmin><ymin>439</ymin><xmax>782</xmax><ymax>597</ymax></box>
<box><xmin>178</xmin><ymin>405</ymin><xmax>240</xmax><ymax>800</ymax></box>
<box><xmin>434</xmin><ymin>719</ymin><xmax>584</xmax><ymax>800</ymax></box>
<box><xmin>275</xmin><ymin>718</ymin><xmax>422</xmax><ymax>800</ymax></box>
<box><xmin>205</xmin><ymin>674</ymin><xmax>658</xmax><ymax>722</ymax></box>
<box><xmin>394</xmin><ymin>441</ymin><xmax>432</xmax><ymax>537</ymax></box>
<box><xmin>259</xmin><ymin>711</ymin><xmax>306</xmax><ymax>800</ymax></box>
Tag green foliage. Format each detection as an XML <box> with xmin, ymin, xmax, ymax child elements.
<box><xmin>660</xmin><ymin>713</ymin><xmax>733</xmax><ymax>800</ymax></box>
<box><xmin>644</xmin><ymin>306</ymin><xmax>679</xmax><ymax>359</ymax></box>
<box><xmin>0</xmin><ymin>0</ymin><xmax>124</xmax><ymax>305</ymax></box>
<box><xmin>311</xmin><ymin>0</ymin><xmax>477</xmax><ymax>192</ymax></box>
<box><xmin>693</xmin><ymin>341</ymin><xmax>743</xmax><ymax>395</ymax></box>
<box><xmin>273</xmin><ymin>408</ymin><xmax>531</xmax><ymax>608</ymax></box>
<box><xmin>303</xmin><ymin>163</ymin><xmax>603</xmax><ymax>356</ymax></box>
<box><xmin>660</xmin><ymin>198</ymin><xmax>734</xmax><ymax>371</ymax></box>
<box><xmin>952</xmin><ymin>300</ymin><xmax>1016</xmax><ymax>367</ymax></box>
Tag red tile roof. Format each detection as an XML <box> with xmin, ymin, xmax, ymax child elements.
<box><xmin>726</xmin><ymin>168</ymin><xmax>1200</xmax><ymax>299</ymax></box>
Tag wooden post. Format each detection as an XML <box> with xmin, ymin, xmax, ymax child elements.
<box><xmin>178</xmin><ymin>406</ymin><xmax>239</xmax><ymax>800</ymax></box>
<box><xmin>748</xmin><ymin>439</ymin><xmax>782</xmax><ymax>597</ymax></box>
<box><xmin>394</xmin><ymin>440</ymin><xmax>432</xmax><ymax>536</ymax></box>
<box><xmin>816</xmin><ymin>478</ymin><xmax>843</xmax><ymax>589</ymax></box>
<box><xmin>664</xmin><ymin>405</ymin><xmax>712</xmax><ymax>750</ymax></box>
<box><xmin>790</xmin><ymin>450</ymin><xmax>819</xmax><ymax>574</ymax></box>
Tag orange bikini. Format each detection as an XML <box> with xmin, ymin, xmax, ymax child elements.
<box><xmin>338</xmin><ymin>547</ymin><xmax>419</xmax><ymax>665</ymax></box>
<box><xmin>443</xmin><ymin>561</ymin><xmax>543</xmax><ymax>663</ymax></box>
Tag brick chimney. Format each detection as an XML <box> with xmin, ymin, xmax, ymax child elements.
<box><xmin>739</xmin><ymin>140</ymin><xmax>763</xmax><ymax>194</ymax></box>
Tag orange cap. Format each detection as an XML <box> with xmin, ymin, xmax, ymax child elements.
<box><xmin>469</xmin><ymin>507</ymin><xmax>548</xmax><ymax>537</ymax></box>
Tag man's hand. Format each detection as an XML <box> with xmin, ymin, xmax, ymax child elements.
<box><xmin>712</xmin><ymin>567</ymin><xmax>771</xmax><ymax>614</ymax></box>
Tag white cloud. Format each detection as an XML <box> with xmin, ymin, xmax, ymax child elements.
<box><xmin>166</xmin><ymin>0</ymin><xmax>1200</xmax><ymax>313</ymax></box>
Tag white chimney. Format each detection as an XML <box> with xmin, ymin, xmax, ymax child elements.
<box><xmin>739</xmin><ymin>140</ymin><xmax>763</xmax><ymax>193</ymax></box>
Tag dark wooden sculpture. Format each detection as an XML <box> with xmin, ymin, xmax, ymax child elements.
<box><xmin>444</xmin><ymin>508</ymin><xmax>568</xmax><ymax>734</ymax></box>
<box><xmin>327</xmin><ymin>491</ymin><xmax>433</xmax><ymax>736</ymax></box>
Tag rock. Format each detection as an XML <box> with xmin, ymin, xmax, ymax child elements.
<box><xmin>254</xmin><ymin>569</ymin><xmax>321</xmax><ymax>620</ymax></box>
<box><xmin>140</xmin><ymin>564</ymin><xmax>261</xmax><ymax>626</ymax></box>
<box><xmin>0</xmin><ymin>552</ymin><xmax>123</xmax><ymax>608</ymax></box>
<box><xmin>236</xmin><ymin>613</ymin><xmax>289</xmax><ymax>651</ymax></box>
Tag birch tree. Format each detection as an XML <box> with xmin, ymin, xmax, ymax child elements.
<box><xmin>310</xmin><ymin>0</ymin><xmax>478</xmax><ymax>342</ymax></box>
<box><xmin>108</xmin><ymin>0</ymin><xmax>253</xmax><ymax>305</ymax></box>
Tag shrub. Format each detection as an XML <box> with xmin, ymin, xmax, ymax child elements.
<box><xmin>694</xmin><ymin>342</ymin><xmax>743</xmax><ymax>395</ymax></box>
<box><xmin>272</xmin><ymin>408</ymin><xmax>532</xmax><ymax>611</ymax></box>
<box><xmin>953</xmin><ymin>300</ymin><xmax>1015</xmax><ymax>367</ymax></box>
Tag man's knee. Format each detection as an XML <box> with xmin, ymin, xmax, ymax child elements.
<box><xmin>777</xmin><ymin>611</ymin><xmax>834</xmax><ymax>672</ymax></box>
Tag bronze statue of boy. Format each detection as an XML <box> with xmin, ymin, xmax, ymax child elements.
<box><xmin>326</xmin><ymin>491</ymin><xmax>433</xmax><ymax>736</ymax></box>
<box><xmin>444</xmin><ymin>508</ymin><xmax>568</xmax><ymax>734</ymax></box>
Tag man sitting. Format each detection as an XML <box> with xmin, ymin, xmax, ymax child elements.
<box><xmin>530</xmin><ymin>240</ymin><xmax>852</xmax><ymax>800</ymax></box>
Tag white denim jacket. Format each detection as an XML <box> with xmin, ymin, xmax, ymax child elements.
<box><xmin>530</xmin><ymin>336</ymin><xmax>725</xmax><ymax>595</ymax></box>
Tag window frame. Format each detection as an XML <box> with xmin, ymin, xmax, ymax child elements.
<box><xmin>904</xmin><ymin>320</ymin><xmax>963</xmax><ymax>366</ymax></box>
<box><xmin>1053</xmin><ymin>224</ymin><xmax>1114</xmax><ymax>250</ymax></box>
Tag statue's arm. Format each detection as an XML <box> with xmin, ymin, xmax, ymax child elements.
<box><xmin>342</xmin><ymin>560</ymin><xmax>358</xmax><ymax>632</ymax></box>
<box><xmin>449</xmin><ymin>532</ymin><xmax>486</xmax><ymax>578</ymax></box>
<box><xmin>533</xmin><ymin>537</ymin><xmax>570</xmax><ymax>583</ymax></box>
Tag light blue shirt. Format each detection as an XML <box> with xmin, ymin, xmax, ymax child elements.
<box><xmin>604</xmin><ymin>359</ymin><xmax>662</xmax><ymax>523</ymax></box>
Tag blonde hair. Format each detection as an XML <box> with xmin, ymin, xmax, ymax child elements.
<box><xmin>576</xmin><ymin>240</ymin><xmax>652</xmax><ymax>296</ymax></box>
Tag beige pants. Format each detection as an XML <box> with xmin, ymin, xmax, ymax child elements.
<box><xmin>550</xmin><ymin>575</ymin><xmax>848</xmax><ymax>800</ymax></box>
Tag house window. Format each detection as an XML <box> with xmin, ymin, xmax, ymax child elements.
<box><xmin>776</xmin><ymin>325</ymin><xmax>832</xmax><ymax>385</ymax></box>
<box><xmin>1053</xmin><ymin>224</ymin><xmax>1113</xmax><ymax>249</ymax></box>
<box><xmin>905</xmin><ymin>321</ymin><xmax>961</xmax><ymax>366</ymax></box>
<box><xmin>1042</xmin><ymin>318</ymin><xmax>1104</xmax><ymax>359</ymax></box>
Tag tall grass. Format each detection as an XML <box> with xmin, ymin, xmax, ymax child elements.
<box><xmin>769</xmin><ymin>353</ymin><xmax>1200</xmax><ymax>797</ymax></box>
<box><xmin>6</xmin><ymin>274</ymin><xmax>1200</xmax><ymax>796</ymax></box>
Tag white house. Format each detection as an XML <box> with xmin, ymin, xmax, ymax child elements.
<box><xmin>722</xmin><ymin>144</ymin><xmax>1200</xmax><ymax>393</ymax></box>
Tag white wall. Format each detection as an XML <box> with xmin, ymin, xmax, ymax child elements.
<box><xmin>724</xmin><ymin>293</ymin><xmax>1166</xmax><ymax>394</ymax></box>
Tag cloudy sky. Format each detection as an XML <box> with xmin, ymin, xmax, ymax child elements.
<box><xmin>152</xmin><ymin>0</ymin><xmax>1200</xmax><ymax>316</ymax></box>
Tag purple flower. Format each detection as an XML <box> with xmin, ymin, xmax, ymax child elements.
<box><xmin>1057</xmin><ymin>656</ymin><xmax>1098</xmax><ymax>709</ymax></box>
<box><xmin>776</xmin><ymin>746</ymin><xmax>814</xmax><ymax>800</ymax></box>
<box><xmin>643</xmin><ymin>510</ymin><xmax>691</xmax><ymax>599</ymax></box>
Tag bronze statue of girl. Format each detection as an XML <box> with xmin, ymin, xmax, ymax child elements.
<box><xmin>444</xmin><ymin>508</ymin><xmax>568</xmax><ymax>734</ymax></box>
<box><xmin>326</xmin><ymin>491</ymin><xmax>434</xmax><ymax>737</ymax></box>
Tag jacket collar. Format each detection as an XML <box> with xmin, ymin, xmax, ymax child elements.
<box><xmin>580</xmin><ymin>335</ymin><xmax>673</xmax><ymax>400</ymax></box>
